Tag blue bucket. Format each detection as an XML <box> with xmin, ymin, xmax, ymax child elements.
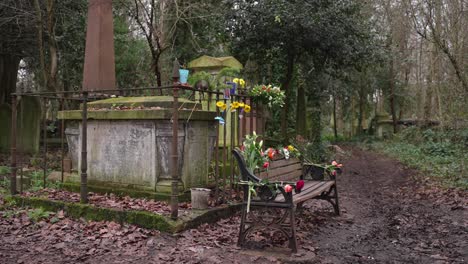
<box><xmin>179</xmin><ymin>69</ymin><xmax>189</xmax><ymax>83</ymax></box>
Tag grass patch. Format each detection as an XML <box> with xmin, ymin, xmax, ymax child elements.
<box><xmin>362</xmin><ymin>127</ymin><xmax>467</xmax><ymax>189</ymax></box>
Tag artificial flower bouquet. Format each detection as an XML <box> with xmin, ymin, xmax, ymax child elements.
<box><xmin>214</xmin><ymin>100</ymin><xmax>251</xmax><ymax>125</ymax></box>
<box><xmin>249</xmin><ymin>84</ymin><xmax>285</xmax><ymax>108</ymax></box>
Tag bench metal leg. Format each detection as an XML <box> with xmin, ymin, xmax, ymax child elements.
<box><xmin>325</xmin><ymin>185</ymin><xmax>340</xmax><ymax>215</ymax></box>
<box><xmin>333</xmin><ymin>185</ymin><xmax>340</xmax><ymax>216</ymax></box>
<box><xmin>316</xmin><ymin>185</ymin><xmax>340</xmax><ymax>215</ymax></box>
<box><xmin>237</xmin><ymin>205</ymin><xmax>299</xmax><ymax>253</ymax></box>
<box><xmin>289</xmin><ymin>206</ymin><xmax>298</xmax><ymax>253</ymax></box>
<box><xmin>237</xmin><ymin>204</ymin><xmax>248</xmax><ymax>247</ymax></box>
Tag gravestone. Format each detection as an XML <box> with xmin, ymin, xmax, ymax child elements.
<box><xmin>0</xmin><ymin>98</ymin><xmax>41</xmax><ymax>153</ymax></box>
<box><xmin>17</xmin><ymin>97</ymin><xmax>42</xmax><ymax>153</ymax></box>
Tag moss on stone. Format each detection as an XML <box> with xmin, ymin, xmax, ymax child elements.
<box><xmin>62</xmin><ymin>182</ymin><xmax>191</xmax><ymax>202</ymax></box>
<box><xmin>12</xmin><ymin>196</ymin><xmax>178</xmax><ymax>232</ymax></box>
<box><xmin>86</xmin><ymin>96</ymin><xmax>199</xmax><ymax>109</ymax></box>
<box><xmin>10</xmin><ymin>195</ymin><xmax>242</xmax><ymax>233</ymax></box>
<box><xmin>58</xmin><ymin>109</ymin><xmax>216</xmax><ymax>121</ymax></box>
<box><xmin>176</xmin><ymin>204</ymin><xmax>242</xmax><ymax>232</ymax></box>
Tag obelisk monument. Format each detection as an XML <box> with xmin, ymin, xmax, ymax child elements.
<box><xmin>82</xmin><ymin>0</ymin><xmax>116</xmax><ymax>91</ymax></box>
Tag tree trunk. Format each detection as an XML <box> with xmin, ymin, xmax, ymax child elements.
<box><xmin>46</xmin><ymin>0</ymin><xmax>58</xmax><ymax>92</ymax></box>
<box><xmin>34</xmin><ymin>0</ymin><xmax>47</xmax><ymax>91</ymax></box>
<box><xmin>333</xmin><ymin>95</ymin><xmax>337</xmax><ymax>140</ymax></box>
<box><xmin>296</xmin><ymin>81</ymin><xmax>306</xmax><ymax>137</ymax></box>
<box><xmin>389</xmin><ymin>58</ymin><xmax>397</xmax><ymax>134</ymax></box>
<box><xmin>280</xmin><ymin>54</ymin><xmax>295</xmax><ymax>142</ymax></box>
<box><xmin>357</xmin><ymin>74</ymin><xmax>365</xmax><ymax>135</ymax></box>
<box><xmin>308</xmin><ymin>87</ymin><xmax>321</xmax><ymax>145</ymax></box>
<box><xmin>0</xmin><ymin>55</ymin><xmax>20</xmax><ymax>104</ymax></box>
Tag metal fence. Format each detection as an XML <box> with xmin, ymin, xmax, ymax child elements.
<box><xmin>8</xmin><ymin>83</ymin><xmax>263</xmax><ymax>219</ymax></box>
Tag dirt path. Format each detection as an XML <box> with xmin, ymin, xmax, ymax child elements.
<box><xmin>309</xmin><ymin>146</ymin><xmax>467</xmax><ymax>263</ymax></box>
<box><xmin>1</xmin><ymin>145</ymin><xmax>467</xmax><ymax>263</ymax></box>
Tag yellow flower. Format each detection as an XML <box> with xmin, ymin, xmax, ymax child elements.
<box><xmin>244</xmin><ymin>105</ymin><xmax>251</xmax><ymax>113</ymax></box>
<box><xmin>231</xmin><ymin>101</ymin><xmax>240</xmax><ymax>109</ymax></box>
<box><xmin>233</xmin><ymin>78</ymin><xmax>239</xmax><ymax>84</ymax></box>
<box><xmin>238</xmin><ymin>102</ymin><xmax>245</xmax><ymax>108</ymax></box>
<box><xmin>239</xmin><ymin>79</ymin><xmax>246</xmax><ymax>88</ymax></box>
<box><xmin>287</xmin><ymin>145</ymin><xmax>295</xmax><ymax>151</ymax></box>
<box><xmin>220</xmin><ymin>104</ymin><xmax>227</xmax><ymax>111</ymax></box>
<box><xmin>216</xmin><ymin>101</ymin><xmax>225</xmax><ymax>108</ymax></box>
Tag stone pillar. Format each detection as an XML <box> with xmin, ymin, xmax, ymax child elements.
<box><xmin>82</xmin><ymin>0</ymin><xmax>116</xmax><ymax>92</ymax></box>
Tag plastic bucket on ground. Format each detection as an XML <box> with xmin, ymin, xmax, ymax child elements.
<box><xmin>190</xmin><ymin>188</ymin><xmax>211</xmax><ymax>210</ymax></box>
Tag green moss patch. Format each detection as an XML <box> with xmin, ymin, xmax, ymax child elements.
<box><xmin>62</xmin><ymin>182</ymin><xmax>191</xmax><ymax>202</ymax></box>
<box><xmin>12</xmin><ymin>196</ymin><xmax>178</xmax><ymax>232</ymax></box>
<box><xmin>10</xmin><ymin>196</ymin><xmax>242</xmax><ymax>233</ymax></box>
<box><xmin>58</xmin><ymin>109</ymin><xmax>216</xmax><ymax>120</ymax></box>
<box><xmin>86</xmin><ymin>96</ymin><xmax>200</xmax><ymax>109</ymax></box>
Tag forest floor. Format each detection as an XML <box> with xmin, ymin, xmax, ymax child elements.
<box><xmin>0</xmin><ymin>145</ymin><xmax>467</xmax><ymax>263</ymax></box>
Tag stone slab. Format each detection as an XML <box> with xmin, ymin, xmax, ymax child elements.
<box><xmin>86</xmin><ymin>96</ymin><xmax>200</xmax><ymax>109</ymax></box>
<box><xmin>58</xmin><ymin>109</ymin><xmax>216</xmax><ymax>121</ymax></box>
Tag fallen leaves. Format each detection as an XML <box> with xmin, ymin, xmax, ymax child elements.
<box><xmin>22</xmin><ymin>188</ymin><xmax>191</xmax><ymax>216</ymax></box>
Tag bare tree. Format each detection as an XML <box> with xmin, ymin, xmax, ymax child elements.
<box><xmin>0</xmin><ymin>0</ymin><xmax>37</xmax><ymax>103</ymax></box>
<box><xmin>408</xmin><ymin>0</ymin><xmax>468</xmax><ymax>93</ymax></box>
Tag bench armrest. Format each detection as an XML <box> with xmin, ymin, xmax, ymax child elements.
<box><xmin>238</xmin><ymin>180</ymin><xmax>295</xmax><ymax>204</ymax></box>
<box><xmin>302</xmin><ymin>163</ymin><xmax>338</xmax><ymax>181</ymax></box>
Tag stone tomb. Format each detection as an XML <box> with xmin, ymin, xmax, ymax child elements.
<box><xmin>59</xmin><ymin>96</ymin><xmax>217</xmax><ymax>194</ymax></box>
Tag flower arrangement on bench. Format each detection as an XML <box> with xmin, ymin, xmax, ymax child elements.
<box><xmin>237</xmin><ymin>133</ymin><xmax>309</xmax><ymax>212</ymax></box>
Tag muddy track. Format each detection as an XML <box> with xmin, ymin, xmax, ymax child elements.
<box><xmin>310</xmin><ymin>146</ymin><xmax>467</xmax><ymax>264</ymax></box>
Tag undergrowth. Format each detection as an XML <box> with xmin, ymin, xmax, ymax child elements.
<box><xmin>362</xmin><ymin>127</ymin><xmax>468</xmax><ymax>189</ymax></box>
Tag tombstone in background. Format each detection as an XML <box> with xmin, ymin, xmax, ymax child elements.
<box><xmin>0</xmin><ymin>97</ymin><xmax>41</xmax><ymax>153</ymax></box>
<box><xmin>17</xmin><ymin>97</ymin><xmax>42</xmax><ymax>153</ymax></box>
<box><xmin>370</xmin><ymin>111</ymin><xmax>394</xmax><ymax>139</ymax></box>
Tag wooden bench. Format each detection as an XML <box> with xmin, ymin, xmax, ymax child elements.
<box><xmin>232</xmin><ymin>149</ymin><xmax>340</xmax><ymax>253</ymax></box>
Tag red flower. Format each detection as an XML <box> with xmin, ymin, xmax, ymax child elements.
<box><xmin>267</xmin><ymin>148</ymin><xmax>275</xmax><ymax>159</ymax></box>
<box><xmin>240</xmin><ymin>145</ymin><xmax>245</xmax><ymax>151</ymax></box>
<box><xmin>263</xmin><ymin>162</ymin><xmax>269</xmax><ymax>168</ymax></box>
<box><xmin>332</xmin><ymin>170</ymin><xmax>337</xmax><ymax>176</ymax></box>
<box><xmin>284</xmin><ymin>184</ymin><xmax>293</xmax><ymax>193</ymax></box>
<box><xmin>332</xmin><ymin>161</ymin><xmax>338</xmax><ymax>166</ymax></box>
<box><xmin>295</xmin><ymin>180</ymin><xmax>304</xmax><ymax>192</ymax></box>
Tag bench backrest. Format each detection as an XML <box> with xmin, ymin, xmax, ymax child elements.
<box><xmin>258</xmin><ymin>158</ymin><xmax>303</xmax><ymax>182</ymax></box>
<box><xmin>232</xmin><ymin>149</ymin><xmax>304</xmax><ymax>182</ymax></box>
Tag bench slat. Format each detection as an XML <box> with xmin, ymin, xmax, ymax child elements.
<box><xmin>259</xmin><ymin>164</ymin><xmax>302</xmax><ymax>179</ymax></box>
<box><xmin>267</xmin><ymin>170</ymin><xmax>303</xmax><ymax>182</ymax></box>
<box><xmin>268</xmin><ymin>158</ymin><xmax>301</xmax><ymax>169</ymax></box>
<box><xmin>293</xmin><ymin>181</ymin><xmax>335</xmax><ymax>204</ymax></box>
<box><xmin>275</xmin><ymin>181</ymin><xmax>335</xmax><ymax>204</ymax></box>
